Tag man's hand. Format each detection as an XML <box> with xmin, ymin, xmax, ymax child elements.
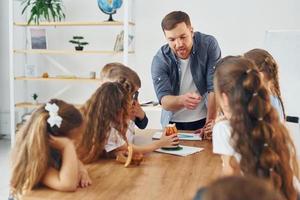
<box><xmin>180</xmin><ymin>92</ymin><xmax>202</xmax><ymax>110</ymax></box>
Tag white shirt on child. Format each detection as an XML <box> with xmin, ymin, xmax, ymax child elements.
<box><xmin>270</xmin><ymin>95</ymin><xmax>284</xmax><ymax>121</ymax></box>
<box><xmin>212</xmin><ymin>119</ymin><xmax>300</xmax><ymax>192</ymax></box>
<box><xmin>104</xmin><ymin>121</ymin><xmax>135</xmax><ymax>152</ymax></box>
<box><xmin>212</xmin><ymin>120</ymin><xmax>241</xmax><ymax>162</ymax></box>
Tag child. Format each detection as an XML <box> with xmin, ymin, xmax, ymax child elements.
<box><xmin>100</xmin><ymin>62</ymin><xmax>148</xmax><ymax>130</ymax></box>
<box><xmin>244</xmin><ymin>49</ymin><xmax>285</xmax><ymax>121</ymax></box>
<box><xmin>99</xmin><ymin>63</ymin><xmax>179</xmax><ymax>155</ymax></box>
<box><xmin>212</xmin><ymin>56</ymin><xmax>299</xmax><ymax>200</ymax></box>
<box><xmin>79</xmin><ymin>81</ymin><xmax>134</xmax><ymax>163</ymax></box>
<box><xmin>10</xmin><ymin>99</ymin><xmax>91</xmax><ymax>198</ymax></box>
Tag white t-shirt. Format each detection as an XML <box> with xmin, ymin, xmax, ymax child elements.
<box><xmin>171</xmin><ymin>57</ymin><xmax>207</xmax><ymax>122</ymax></box>
<box><xmin>104</xmin><ymin>121</ymin><xmax>135</xmax><ymax>152</ymax></box>
<box><xmin>212</xmin><ymin>120</ymin><xmax>240</xmax><ymax>162</ymax></box>
<box><xmin>270</xmin><ymin>95</ymin><xmax>284</xmax><ymax>121</ymax></box>
<box><xmin>212</xmin><ymin>119</ymin><xmax>300</xmax><ymax>192</ymax></box>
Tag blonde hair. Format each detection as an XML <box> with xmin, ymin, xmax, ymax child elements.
<box><xmin>100</xmin><ymin>62</ymin><xmax>141</xmax><ymax>89</ymax></box>
<box><xmin>79</xmin><ymin>81</ymin><xmax>133</xmax><ymax>163</ymax></box>
<box><xmin>10</xmin><ymin>99</ymin><xmax>82</xmax><ymax>197</ymax></box>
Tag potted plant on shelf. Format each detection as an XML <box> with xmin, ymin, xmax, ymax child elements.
<box><xmin>69</xmin><ymin>36</ymin><xmax>89</xmax><ymax>51</ymax></box>
<box><xmin>32</xmin><ymin>93</ymin><xmax>38</xmax><ymax>104</ymax></box>
<box><xmin>21</xmin><ymin>0</ymin><xmax>66</xmax><ymax>24</ymax></box>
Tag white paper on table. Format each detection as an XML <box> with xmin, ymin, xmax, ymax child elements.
<box><xmin>152</xmin><ymin>131</ymin><xmax>202</xmax><ymax>141</ymax></box>
<box><xmin>155</xmin><ymin>145</ymin><xmax>204</xmax><ymax>156</ymax></box>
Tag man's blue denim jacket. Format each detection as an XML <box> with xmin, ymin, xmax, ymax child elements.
<box><xmin>151</xmin><ymin>32</ymin><xmax>221</xmax><ymax>128</ymax></box>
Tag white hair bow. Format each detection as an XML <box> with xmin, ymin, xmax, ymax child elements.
<box><xmin>45</xmin><ymin>103</ymin><xmax>63</xmax><ymax>128</ymax></box>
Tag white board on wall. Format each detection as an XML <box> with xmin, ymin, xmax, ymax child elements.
<box><xmin>265</xmin><ymin>30</ymin><xmax>300</xmax><ymax>157</ymax></box>
<box><xmin>264</xmin><ymin>30</ymin><xmax>300</xmax><ymax>118</ymax></box>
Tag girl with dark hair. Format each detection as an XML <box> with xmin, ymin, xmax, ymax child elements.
<box><xmin>244</xmin><ymin>48</ymin><xmax>285</xmax><ymax>121</ymax></box>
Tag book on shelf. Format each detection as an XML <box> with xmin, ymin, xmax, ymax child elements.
<box><xmin>113</xmin><ymin>30</ymin><xmax>134</xmax><ymax>52</ymax></box>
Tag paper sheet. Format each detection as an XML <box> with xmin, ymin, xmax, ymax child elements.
<box><xmin>155</xmin><ymin>145</ymin><xmax>204</xmax><ymax>156</ymax></box>
<box><xmin>152</xmin><ymin>131</ymin><xmax>202</xmax><ymax>141</ymax></box>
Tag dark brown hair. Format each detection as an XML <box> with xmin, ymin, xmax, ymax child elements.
<box><xmin>47</xmin><ymin>99</ymin><xmax>83</xmax><ymax>136</ymax></box>
<box><xmin>202</xmin><ymin>176</ymin><xmax>284</xmax><ymax>200</ymax></box>
<box><xmin>214</xmin><ymin>56</ymin><xmax>299</xmax><ymax>200</ymax></box>
<box><xmin>244</xmin><ymin>48</ymin><xmax>285</xmax><ymax>118</ymax></box>
<box><xmin>80</xmin><ymin>81</ymin><xmax>132</xmax><ymax>163</ymax></box>
<box><xmin>161</xmin><ymin>11</ymin><xmax>191</xmax><ymax>31</ymax></box>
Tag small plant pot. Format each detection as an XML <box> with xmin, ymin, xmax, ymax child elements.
<box><xmin>33</xmin><ymin>100</ymin><xmax>38</xmax><ymax>105</ymax></box>
<box><xmin>75</xmin><ymin>46</ymin><xmax>84</xmax><ymax>51</ymax></box>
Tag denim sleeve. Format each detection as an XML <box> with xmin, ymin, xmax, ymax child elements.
<box><xmin>206</xmin><ymin>37</ymin><xmax>221</xmax><ymax>92</ymax></box>
<box><xmin>151</xmin><ymin>54</ymin><xmax>173</xmax><ymax>103</ymax></box>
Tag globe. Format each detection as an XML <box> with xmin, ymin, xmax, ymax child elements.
<box><xmin>97</xmin><ymin>0</ymin><xmax>123</xmax><ymax>21</ymax></box>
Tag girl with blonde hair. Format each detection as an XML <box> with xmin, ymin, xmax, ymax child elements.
<box><xmin>10</xmin><ymin>99</ymin><xmax>91</xmax><ymax>199</ymax></box>
<box><xmin>212</xmin><ymin>56</ymin><xmax>299</xmax><ymax>200</ymax></box>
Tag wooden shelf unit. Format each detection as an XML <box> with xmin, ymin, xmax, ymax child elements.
<box><xmin>15</xmin><ymin>102</ymin><xmax>82</xmax><ymax>109</ymax></box>
<box><xmin>9</xmin><ymin>0</ymin><xmax>134</xmax><ymax>144</ymax></box>
<box><xmin>15</xmin><ymin>76</ymin><xmax>101</xmax><ymax>82</ymax></box>
<box><xmin>14</xmin><ymin>49</ymin><xmax>135</xmax><ymax>55</ymax></box>
<box><xmin>14</xmin><ymin>21</ymin><xmax>135</xmax><ymax>27</ymax></box>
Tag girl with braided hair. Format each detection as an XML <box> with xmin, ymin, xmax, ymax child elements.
<box><xmin>212</xmin><ymin>56</ymin><xmax>299</xmax><ymax>200</ymax></box>
<box><xmin>244</xmin><ymin>48</ymin><xmax>285</xmax><ymax>121</ymax></box>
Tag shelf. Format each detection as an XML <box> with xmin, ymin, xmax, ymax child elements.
<box><xmin>14</xmin><ymin>49</ymin><xmax>135</xmax><ymax>55</ymax></box>
<box><xmin>14</xmin><ymin>21</ymin><xmax>135</xmax><ymax>26</ymax></box>
<box><xmin>16</xmin><ymin>102</ymin><xmax>82</xmax><ymax>109</ymax></box>
<box><xmin>15</xmin><ymin>76</ymin><xmax>101</xmax><ymax>82</ymax></box>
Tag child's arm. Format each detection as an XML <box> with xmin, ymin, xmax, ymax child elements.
<box><xmin>133</xmin><ymin>101</ymin><xmax>148</xmax><ymax>129</ymax></box>
<box><xmin>221</xmin><ymin>155</ymin><xmax>241</xmax><ymax>176</ymax></box>
<box><xmin>42</xmin><ymin>135</ymin><xmax>79</xmax><ymax>192</ymax></box>
<box><xmin>114</xmin><ymin>133</ymin><xmax>179</xmax><ymax>154</ymax></box>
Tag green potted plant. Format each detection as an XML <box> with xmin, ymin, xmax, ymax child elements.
<box><xmin>21</xmin><ymin>0</ymin><xmax>66</xmax><ymax>24</ymax></box>
<box><xmin>32</xmin><ymin>93</ymin><xmax>38</xmax><ymax>104</ymax></box>
<box><xmin>69</xmin><ymin>36</ymin><xmax>89</xmax><ymax>51</ymax></box>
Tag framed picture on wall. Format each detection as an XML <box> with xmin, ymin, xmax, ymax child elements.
<box><xmin>30</xmin><ymin>28</ymin><xmax>47</xmax><ymax>49</ymax></box>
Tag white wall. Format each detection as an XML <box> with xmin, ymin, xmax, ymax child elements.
<box><xmin>132</xmin><ymin>0</ymin><xmax>300</xmax><ymax>102</ymax></box>
<box><xmin>0</xmin><ymin>0</ymin><xmax>11</xmax><ymax>135</ymax></box>
<box><xmin>1</xmin><ymin>0</ymin><xmax>300</xmax><ymax>132</ymax></box>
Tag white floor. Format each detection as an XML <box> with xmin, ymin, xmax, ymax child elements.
<box><xmin>0</xmin><ymin>138</ymin><xmax>11</xmax><ymax>199</ymax></box>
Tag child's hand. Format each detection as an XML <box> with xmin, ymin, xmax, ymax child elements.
<box><xmin>132</xmin><ymin>101</ymin><xmax>145</xmax><ymax>120</ymax></box>
<box><xmin>78</xmin><ymin>163</ymin><xmax>92</xmax><ymax>188</ymax></box>
<box><xmin>195</xmin><ymin>120</ymin><xmax>214</xmax><ymax>140</ymax></box>
<box><xmin>159</xmin><ymin>132</ymin><xmax>179</xmax><ymax>147</ymax></box>
<box><xmin>49</xmin><ymin>135</ymin><xmax>73</xmax><ymax>151</ymax></box>
<box><xmin>115</xmin><ymin>149</ymin><xmax>143</xmax><ymax>166</ymax></box>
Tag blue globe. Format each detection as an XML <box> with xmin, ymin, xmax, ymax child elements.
<box><xmin>97</xmin><ymin>0</ymin><xmax>123</xmax><ymax>21</ymax></box>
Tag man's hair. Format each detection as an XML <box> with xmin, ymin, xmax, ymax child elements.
<box><xmin>161</xmin><ymin>11</ymin><xmax>191</xmax><ymax>31</ymax></box>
